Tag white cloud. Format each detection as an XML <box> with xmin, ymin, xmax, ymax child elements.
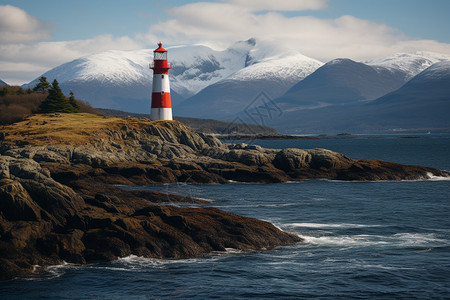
<box><xmin>0</xmin><ymin>34</ymin><xmax>143</xmax><ymax>85</ymax></box>
<box><xmin>0</xmin><ymin>5</ymin><xmax>51</xmax><ymax>44</ymax></box>
<box><xmin>147</xmin><ymin>0</ymin><xmax>450</xmax><ymax>62</ymax></box>
<box><xmin>228</xmin><ymin>0</ymin><xmax>329</xmax><ymax>11</ymax></box>
<box><xmin>0</xmin><ymin>5</ymin><xmax>145</xmax><ymax>84</ymax></box>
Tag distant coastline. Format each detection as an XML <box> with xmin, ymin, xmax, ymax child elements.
<box><xmin>215</xmin><ymin>133</ymin><xmax>449</xmax><ymax>141</ymax></box>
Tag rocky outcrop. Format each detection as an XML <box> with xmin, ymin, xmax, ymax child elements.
<box><xmin>2</xmin><ymin>114</ymin><xmax>447</xmax><ymax>183</ymax></box>
<box><xmin>0</xmin><ymin>113</ymin><xmax>448</xmax><ymax>280</ymax></box>
<box><xmin>0</xmin><ymin>156</ymin><xmax>300</xmax><ymax>280</ymax></box>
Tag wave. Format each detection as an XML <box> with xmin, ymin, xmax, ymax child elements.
<box><xmin>110</xmin><ymin>252</ymin><xmax>239</xmax><ymax>271</ymax></box>
<box><xmin>213</xmin><ymin>202</ymin><xmax>298</xmax><ymax>209</ymax></box>
<box><xmin>392</xmin><ymin>232</ymin><xmax>448</xmax><ymax>245</ymax></box>
<box><xmin>297</xmin><ymin>232</ymin><xmax>447</xmax><ymax>249</ymax></box>
<box><xmin>325</xmin><ymin>173</ymin><xmax>450</xmax><ymax>182</ymax></box>
<box><xmin>25</xmin><ymin>261</ymin><xmax>78</xmax><ymax>281</ymax></box>
<box><xmin>426</xmin><ymin>172</ymin><xmax>450</xmax><ymax>181</ymax></box>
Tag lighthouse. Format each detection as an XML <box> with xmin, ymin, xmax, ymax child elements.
<box><xmin>150</xmin><ymin>42</ymin><xmax>172</xmax><ymax>120</ymax></box>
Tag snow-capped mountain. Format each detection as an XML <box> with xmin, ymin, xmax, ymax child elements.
<box><xmin>368</xmin><ymin>51</ymin><xmax>450</xmax><ymax>80</ymax></box>
<box><xmin>0</xmin><ymin>79</ymin><xmax>8</xmax><ymax>86</ymax></box>
<box><xmin>168</xmin><ymin>39</ymin><xmax>256</xmax><ymax>97</ymax></box>
<box><xmin>408</xmin><ymin>59</ymin><xmax>450</xmax><ymax>81</ymax></box>
<box><xmin>271</xmin><ymin>58</ymin><xmax>408</xmax><ymax>112</ymax></box>
<box><xmin>24</xmin><ymin>39</ymin><xmax>270</xmax><ymax>112</ymax></box>
<box><xmin>175</xmin><ymin>47</ymin><xmax>323</xmax><ymax>119</ymax></box>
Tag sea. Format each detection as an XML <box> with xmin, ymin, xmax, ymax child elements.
<box><xmin>1</xmin><ymin>135</ymin><xmax>449</xmax><ymax>299</ymax></box>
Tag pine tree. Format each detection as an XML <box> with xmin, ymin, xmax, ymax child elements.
<box><xmin>39</xmin><ymin>80</ymin><xmax>74</xmax><ymax>113</ymax></box>
<box><xmin>68</xmin><ymin>90</ymin><xmax>80</xmax><ymax>112</ymax></box>
<box><xmin>33</xmin><ymin>76</ymin><xmax>50</xmax><ymax>93</ymax></box>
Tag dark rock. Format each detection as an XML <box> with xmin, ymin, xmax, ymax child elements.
<box><xmin>0</xmin><ymin>179</ymin><xmax>41</xmax><ymax>221</ymax></box>
<box><xmin>36</xmin><ymin>229</ymin><xmax>86</xmax><ymax>264</ymax></box>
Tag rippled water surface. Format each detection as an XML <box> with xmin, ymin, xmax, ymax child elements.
<box><xmin>1</xmin><ymin>136</ymin><xmax>449</xmax><ymax>299</ymax></box>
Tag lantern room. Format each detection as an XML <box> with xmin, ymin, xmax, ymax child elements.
<box><xmin>154</xmin><ymin>42</ymin><xmax>168</xmax><ymax>60</ymax></box>
<box><xmin>150</xmin><ymin>42</ymin><xmax>171</xmax><ymax>73</ymax></box>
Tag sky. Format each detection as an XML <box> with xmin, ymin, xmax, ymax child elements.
<box><xmin>1</xmin><ymin>0</ymin><xmax>450</xmax><ymax>85</ymax></box>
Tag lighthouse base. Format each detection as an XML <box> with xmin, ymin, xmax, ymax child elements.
<box><xmin>151</xmin><ymin>107</ymin><xmax>173</xmax><ymax>121</ymax></box>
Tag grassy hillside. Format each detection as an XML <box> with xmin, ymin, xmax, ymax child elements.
<box><xmin>0</xmin><ymin>113</ymin><xmax>164</xmax><ymax>146</ymax></box>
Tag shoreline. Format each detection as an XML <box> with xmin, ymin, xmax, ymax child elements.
<box><xmin>215</xmin><ymin>134</ymin><xmax>449</xmax><ymax>141</ymax></box>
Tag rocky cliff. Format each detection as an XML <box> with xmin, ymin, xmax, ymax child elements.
<box><xmin>0</xmin><ymin>113</ymin><xmax>448</xmax><ymax>280</ymax></box>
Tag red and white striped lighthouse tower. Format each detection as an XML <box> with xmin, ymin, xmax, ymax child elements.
<box><xmin>150</xmin><ymin>42</ymin><xmax>172</xmax><ymax>120</ymax></box>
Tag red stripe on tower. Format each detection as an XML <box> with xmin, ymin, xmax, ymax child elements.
<box><xmin>150</xmin><ymin>42</ymin><xmax>172</xmax><ymax>120</ymax></box>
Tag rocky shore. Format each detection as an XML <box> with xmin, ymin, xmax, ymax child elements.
<box><xmin>1</xmin><ymin>113</ymin><xmax>448</xmax><ymax>280</ymax></box>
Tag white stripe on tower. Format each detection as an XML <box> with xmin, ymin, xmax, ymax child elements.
<box><xmin>150</xmin><ymin>107</ymin><xmax>172</xmax><ymax>121</ymax></box>
<box><xmin>152</xmin><ymin>74</ymin><xmax>170</xmax><ymax>93</ymax></box>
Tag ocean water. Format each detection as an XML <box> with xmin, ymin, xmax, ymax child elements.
<box><xmin>1</xmin><ymin>136</ymin><xmax>449</xmax><ymax>299</ymax></box>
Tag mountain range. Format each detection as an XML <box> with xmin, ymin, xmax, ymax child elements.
<box><xmin>25</xmin><ymin>39</ymin><xmax>273</xmax><ymax>111</ymax></box>
<box><xmin>0</xmin><ymin>80</ymin><xmax>8</xmax><ymax>86</ymax></box>
<box><xmin>264</xmin><ymin>60</ymin><xmax>450</xmax><ymax>133</ymax></box>
<box><xmin>23</xmin><ymin>39</ymin><xmax>450</xmax><ymax>133</ymax></box>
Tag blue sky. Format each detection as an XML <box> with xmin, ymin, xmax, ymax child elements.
<box><xmin>1</xmin><ymin>0</ymin><xmax>450</xmax><ymax>84</ymax></box>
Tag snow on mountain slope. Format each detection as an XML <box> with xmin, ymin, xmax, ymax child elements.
<box><xmin>228</xmin><ymin>51</ymin><xmax>323</xmax><ymax>81</ymax></box>
<box><xmin>368</xmin><ymin>51</ymin><xmax>450</xmax><ymax>80</ymax></box>
<box><xmin>174</xmin><ymin>46</ymin><xmax>323</xmax><ymax>119</ymax></box>
<box><xmin>25</xmin><ymin>49</ymin><xmax>151</xmax><ymax>88</ymax></box>
<box><xmin>168</xmin><ymin>39</ymin><xmax>254</xmax><ymax>96</ymax></box>
<box><xmin>412</xmin><ymin>60</ymin><xmax>450</xmax><ymax>81</ymax></box>
<box><xmin>36</xmin><ymin>49</ymin><xmax>152</xmax><ymax>85</ymax></box>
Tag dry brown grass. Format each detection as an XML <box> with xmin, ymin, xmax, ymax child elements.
<box><xmin>0</xmin><ymin>113</ymin><xmax>175</xmax><ymax>146</ymax></box>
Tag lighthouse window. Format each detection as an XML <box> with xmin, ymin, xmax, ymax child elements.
<box><xmin>154</xmin><ymin>52</ymin><xmax>167</xmax><ymax>60</ymax></box>
<box><xmin>161</xmin><ymin>75</ymin><xmax>164</xmax><ymax>78</ymax></box>
<box><xmin>161</xmin><ymin>91</ymin><xmax>165</xmax><ymax>95</ymax></box>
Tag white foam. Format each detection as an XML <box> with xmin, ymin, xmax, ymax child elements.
<box><xmin>392</xmin><ymin>232</ymin><xmax>447</xmax><ymax>245</ymax></box>
<box><xmin>299</xmin><ymin>234</ymin><xmax>389</xmax><ymax>247</ymax></box>
<box><xmin>224</xmin><ymin>248</ymin><xmax>243</xmax><ymax>253</ymax></box>
<box><xmin>112</xmin><ymin>254</ymin><xmax>238</xmax><ymax>270</ymax></box>
<box><xmin>426</xmin><ymin>172</ymin><xmax>450</xmax><ymax>181</ymax></box>
<box><xmin>260</xmin><ymin>203</ymin><xmax>298</xmax><ymax>208</ymax></box>
<box><xmin>288</xmin><ymin>222</ymin><xmax>381</xmax><ymax>229</ymax></box>
<box><xmin>358</xmin><ymin>264</ymin><xmax>416</xmax><ymax>271</ymax></box>
<box><xmin>297</xmin><ymin>232</ymin><xmax>447</xmax><ymax>248</ymax></box>
<box><xmin>111</xmin><ymin>255</ymin><xmax>205</xmax><ymax>270</ymax></box>
<box><xmin>26</xmin><ymin>261</ymin><xmax>77</xmax><ymax>281</ymax></box>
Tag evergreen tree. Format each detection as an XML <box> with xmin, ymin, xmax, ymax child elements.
<box><xmin>39</xmin><ymin>80</ymin><xmax>74</xmax><ymax>113</ymax></box>
<box><xmin>33</xmin><ymin>76</ymin><xmax>50</xmax><ymax>93</ymax></box>
<box><xmin>68</xmin><ymin>90</ymin><xmax>80</xmax><ymax>112</ymax></box>
<box><xmin>0</xmin><ymin>87</ymin><xmax>8</xmax><ymax>96</ymax></box>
